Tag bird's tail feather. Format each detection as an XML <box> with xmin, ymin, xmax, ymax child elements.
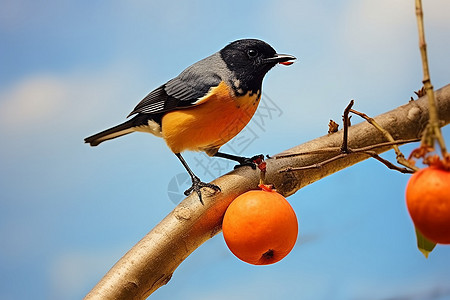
<box><xmin>85</xmin><ymin>117</ymin><xmax>142</xmax><ymax>146</ymax></box>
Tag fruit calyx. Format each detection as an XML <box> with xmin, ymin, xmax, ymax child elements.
<box><xmin>258</xmin><ymin>183</ymin><xmax>275</xmax><ymax>192</ymax></box>
<box><xmin>408</xmin><ymin>145</ymin><xmax>450</xmax><ymax>171</ymax></box>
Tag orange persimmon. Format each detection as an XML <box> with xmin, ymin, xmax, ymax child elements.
<box><xmin>222</xmin><ymin>185</ymin><xmax>298</xmax><ymax>265</ymax></box>
<box><xmin>406</xmin><ymin>166</ymin><xmax>450</xmax><ymax>244</ymax></box>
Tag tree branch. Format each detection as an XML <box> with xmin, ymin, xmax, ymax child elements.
<box><xmin>84</xmin><ymin>84</ymin><xmax>450</xmax><ymax>300</ymax></box>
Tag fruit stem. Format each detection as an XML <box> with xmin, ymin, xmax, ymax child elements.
<box><xmin>415</xmin><ymin>0</ymin><xmax>447</xmax><ymax>157</ymax></box>
<box><xmin>258</xmin><ymin>183</ymin><xmax>273</xmax><ymax>192</ymax></box>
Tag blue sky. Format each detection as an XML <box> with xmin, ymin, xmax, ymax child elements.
<box><xmin>1</xmin><ymin>1</ymin><xmax>450</xmax><ymax>299</ymax></box>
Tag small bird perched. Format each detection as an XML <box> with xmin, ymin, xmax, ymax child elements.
<box><xmin>85</xmin><ymin>39</ymin><xmax>295</xmax><ymax>203</ymax></box>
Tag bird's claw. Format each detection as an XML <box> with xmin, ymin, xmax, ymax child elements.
<box><xmin>184</xmin><ymin>176</ymin><xmax>221</xmax><ymax>205</ymax></box>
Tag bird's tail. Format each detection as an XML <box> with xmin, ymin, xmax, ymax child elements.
<box><xmin>85</xmin><ymin>112</ymin><xmax>159</xmax><ymax>146</ymax></box>
<box><xmin>84</xmin><ymin>119</ymin><xmax>137</xmax><ymax>146</ymax></box>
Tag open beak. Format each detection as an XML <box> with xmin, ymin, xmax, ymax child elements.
<box><xmin>264</xmin><ymin>53</ymin><xmax>297</xmax><ymax>66</ymax></box>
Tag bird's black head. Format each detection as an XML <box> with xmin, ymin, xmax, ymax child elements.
<box><xmin>219</xmin><ymin>39</ymin><xmax>295</xmax><ymax>95</ymax></box>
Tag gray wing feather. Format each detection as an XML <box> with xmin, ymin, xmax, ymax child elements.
<box><xmin>128</xmin><ymin>53</ymin><xmax>225</xmax><ymax>117</ymax></box>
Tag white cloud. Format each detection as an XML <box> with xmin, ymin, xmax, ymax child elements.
<box><xmin>0</xmin><ymin>75</ymin><xmax>66</xmax><ymax>127</ymax></box>
<box><xmin>0</xmin><ymin>63</ymin><xmax>140</xmax><ymax>136</ymax></box>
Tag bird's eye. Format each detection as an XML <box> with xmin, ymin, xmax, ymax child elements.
<box><xmin>247</xmin><ymin>49</ymin><xmax>258</xmax><ymax>58</ymax></box>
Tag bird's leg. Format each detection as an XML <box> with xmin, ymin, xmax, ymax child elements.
<box><xmin>175</xmin><ymin>153</ymin><xmax>221</xmax><ymax>204</ymax></box>
<box><xmin>213</xmin><ymin>152</ymin><xmax>265</xmax><ymax>170</ymax></box>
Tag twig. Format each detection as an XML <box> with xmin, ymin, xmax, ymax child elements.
<box><xmin>350</xmin><ymin>109</ymin><xmax>419</xmax><ymax>171</ymax></box>
<box><xmin>280</xmin><ymin>153</ymin><xmax>348</xmax><ymax>173</ymax></box>
<box><xmin>279</xmin><ymin>142</ymin><xmax>419</xmax><ymax>173</ymax></box>
<box><xmin>364</xmin><ymin>151</ymin><xmax>415</xmax><ymax>174</ymax></box>
<box><xmin>275</xmin><ymin>139</ymin><xmax>419</xmax><ymax>160</ymax></box>
<box><xmin>279</xmin><ymin>99</ymin><xmax>418</xmax><ymax>174</ymax></box>
<box><xmin>356</xmin><ymin>139</ymin><xmax>420</xmax><ymax>152</ymax></box>
<box><xmin>274</xmin><ymin>147</ymin><xmax>341</xmax><ymax>159</ymax></box>
<box><xmin>415</xmin><ymin>0</ymin><xmax>447</xmax><ymax>156</ymax></box>
<box><xmin>341</xmin><ymin>100</ymin><xmax>354</xmax><ymax>153</ymax></box>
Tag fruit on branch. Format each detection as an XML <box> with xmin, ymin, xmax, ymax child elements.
<box><xmin>406</xmin><ymin>166</ymin><xmax>450</xmax><ymax>244</ymax></box>
<box><xmin>222</xmin><ymin>184</ymin><xmax>298</xmax><ymax>265</ymax></box>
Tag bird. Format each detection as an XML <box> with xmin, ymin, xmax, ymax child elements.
<box><xmin>84</xmin><ymin>39</ymin><xmax>295</xmax><ymax>204</ymax></box>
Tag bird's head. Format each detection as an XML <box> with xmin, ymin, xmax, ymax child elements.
<box><xmin>220</xmin><ymin>39</ymin><xmax>296</xmax><ymax>94</ymax></box>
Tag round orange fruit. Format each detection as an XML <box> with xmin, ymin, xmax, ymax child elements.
<box><xmin>222</xmin><ymin>185</ymin><xmax>298</xmax><ymax>265</ymax></box>
<box><xmin>406</xmin><ymin>166</ymin><xmax>450</xmax><ymax>244</ymax></box>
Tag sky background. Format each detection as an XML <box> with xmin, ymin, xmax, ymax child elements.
<box><xmin>1</xmin><ymin>0</ymin><xmax>450</xmax><ymax>299</ymax></box>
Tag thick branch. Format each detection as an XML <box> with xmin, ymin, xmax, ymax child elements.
<box><xmin>85</xmin><ymin>84</ymin><xmax>450</xmax><ymax>300</ymax></box>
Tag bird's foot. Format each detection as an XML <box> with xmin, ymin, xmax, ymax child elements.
<box><xmin>234</xmin><ymin>154</ymin><xmax>265</xmax><ymax>170</ymax></box>
<box><xmin>184</xmin><ymin>176</ymin><xmax>221</xmax><ymax>205</ymax></box>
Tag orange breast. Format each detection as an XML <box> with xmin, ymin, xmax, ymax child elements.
<box><xmin>161</xmin><ymin>81</ymin><xmax>260</xmax><ymax>155</ymax></box>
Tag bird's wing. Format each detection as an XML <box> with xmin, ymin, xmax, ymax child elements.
<box><xmin>127</xmin><ymin>62</ymin><xmax>222</xmax><ymax>117</ymax></box>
